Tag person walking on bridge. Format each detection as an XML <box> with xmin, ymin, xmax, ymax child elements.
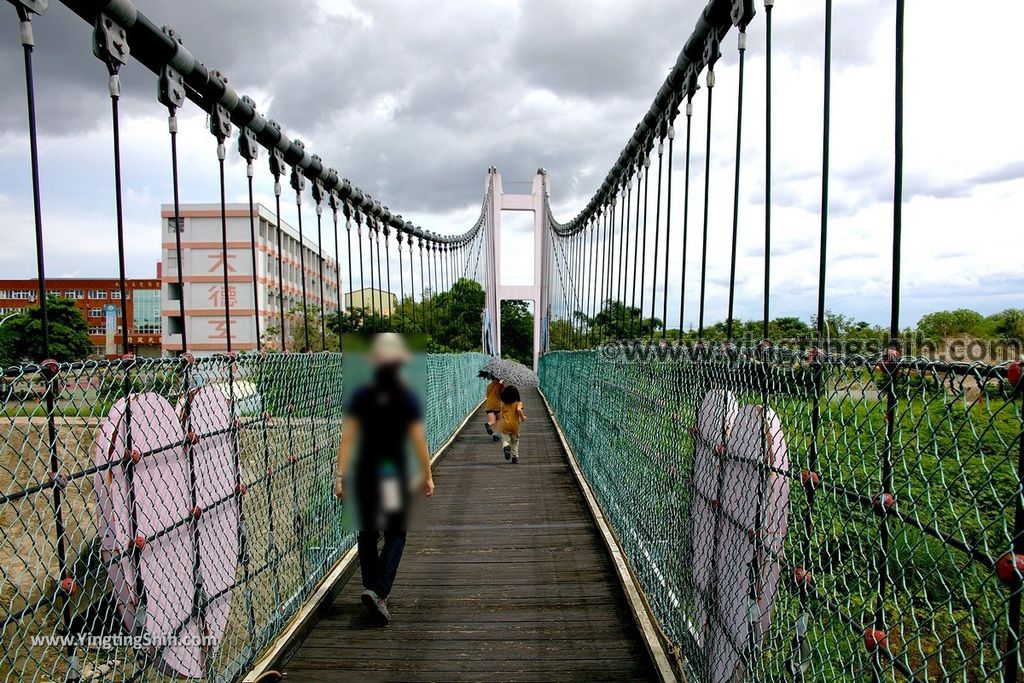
<box><xmin>482</xmin><ymin>373</ymin><xmax>504</xmax><ymax>441</ymax></box>
<box><xmin>496</xmin><ymin>385</ymin><xmax>526</xmax><ymax>464</ymax></box>
<box><xmin>334</xmin><ymin>333</ymin><xmax>434</xmax><ymax>624</ymax></box>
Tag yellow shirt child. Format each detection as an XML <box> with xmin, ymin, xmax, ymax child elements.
<box><xmin>499</xmin><ymin>400</ymin><xmax>526</xmax><ymax>436</ymax></box>
<box><xmin>485</xmin><ymin>379</ymin><xmax>504</xmax><ymax>413</ymax></box>
<box><xmin>484</xmin><ymin>378</ymin><xmax>504</xmax><ymax>438</ymax></box>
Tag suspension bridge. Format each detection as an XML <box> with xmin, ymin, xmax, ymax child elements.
<box><xmin>2</xmin><ymin>0</ymin><xmax>1022</xmax><ymax>682</ymax></box>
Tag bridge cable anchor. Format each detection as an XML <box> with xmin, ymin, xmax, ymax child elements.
<box><xmin>92</xmin><ymin>12</ymin><xmax>129</xmax><ymax>97</ymax></box>
<box><xmin>266</xmin><ymin>119</ymin><xmax>287</xmax><ymax>193</ymax></box>
<box><xmin>290</xmin><ymin>138</ymin><xmax>307</xmax><ymax>202</ymax></box>
<box><xmin>9</xmin><ymin>0</ymin><xmax>48</xmax><ymax>47</ymax></box>
<box><xmin>207</xmin><ymin>70</ymin><xmax>232</xmax><ymax>157</ymax></box>
<box><xmin>157</xmin><ymin>27</ymin><xmax>185</xmax><ymax>123</ymax></box>
<box><xmin>237</xmin><ymin>95</ymin><xmax>260</xmax><ymax>177</ymax></box>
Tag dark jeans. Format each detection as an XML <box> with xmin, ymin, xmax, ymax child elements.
<box><xmin>358</xmin><ymin>529</ymin><xmax>407</xmax><ymax>599</ymax></box>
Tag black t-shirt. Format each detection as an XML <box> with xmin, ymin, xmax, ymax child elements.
<box><xmin>345</xmin><ymin>383</ymin><xmax>423</xmax><ymax>476</ymax></box>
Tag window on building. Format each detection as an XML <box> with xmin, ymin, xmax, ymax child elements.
<box><xmin>64</xmin><ymin>290</ymin><xmax>84</xmax><ymax>299</ymax></box>
<box><xmin>88</xmin><ymin>308</ymin><xmax>102</xmax><ymax>318</ymax></box>
<box><xmin>131</xmin><ymin>289</ymin><xmax>161</xmax><ymax>334</ymax></box>
<box><xmin>166</xmin><ymin>253</ymin><xmax>178</xmax><ymax>273</ymax></box>
<box><xmin>111</xmin><ymin>290</ymin><xmax>130</xmax><ymax>300</ymax></box>
<box><xmin>87</xmin><ymin>289</ymin><xmax>106</xmax><ymax>299</ymax></box>
<box><xmin>167</xmin><ymin>217</ymin><xmax>184</xmax><ymax>234</ymax></box>
<box><xmin>88</xmin><ymin>326</ymin><xmax>105</xmax><ymax>335</ymax></box>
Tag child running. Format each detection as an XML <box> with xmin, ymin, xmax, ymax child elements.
<box><xmin>483</xmin><ymin>374</ymin><xmax>503</xmax><ymax>442</ymax></box>
<box><xmin>497</xmin><ymin>385</ymin><xmax>526</xmax><ymax>464</ymax></box>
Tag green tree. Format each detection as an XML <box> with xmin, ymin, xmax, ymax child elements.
<box><xmin>985</xmin><ymin>309</ymin><xmax>1024</xmax><ymax>340</ymax></box>
<box><xmin>320</xmin><ymin>278</ymin><xmax>483</xmax><ymax>352</ymax></box>
<box><xmin>500</xmin><ymin>300</ymin><xmax>534</xmax><ymax>366</ymax></box>
<box><xmin>770</xmin><ymin>316</ymin><xmax>812</xmax><ymax>340</ymax></box>
<box><xmin>263</xmin><ymin>305</ymin><xmax>340</xmax><ymax>352</ymax></box>
<box><xmin>548</xmin><ymin>319</ymin><xmax>574</xmax><ymax>351</ymax></box>
<box><xmin>917</xmin><ymin>309</ymin><xmax>985</xmax><ymax>339</ymax></box>
<box><xmin>432</xmin><ymin>278</ymin><xmax>485</xmax><ymax>352</ymax></box>
<box><xmin>583</xmin><ymin>299</ymin><xmax>661</xmax><ymax>341</ymax></box>
<box><xmin>0</xmin><ymin>297</ymin><xmax>92</xmax><ymax>366</ymax></box>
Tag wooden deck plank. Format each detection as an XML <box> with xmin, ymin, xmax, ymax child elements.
<box><xmin>280</xmin><ymin>388</ymin><xmax>657</xmax><ymax>681</ymax></box>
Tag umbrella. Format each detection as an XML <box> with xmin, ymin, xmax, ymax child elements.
<box><xmin>480</xmin><ymin>357</ymin><xmax>538</xmax><ymax>388</ymax></box>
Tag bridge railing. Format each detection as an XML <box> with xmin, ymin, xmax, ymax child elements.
<box><xmin>540</xmin><ymin>0</ymin><xmax>1023</xmax><ymax>678</ymax></box>
<box><xmin>3</xmin><ymin>0</ymin><xmax>490</xmax><ymax>678</ymax></box>
<box><xmin>541</xmin><ymin>347</ymin><xmax>1022</xmax><ymax>681</ymax></box>
<box><xmin>0</xmin><ymin>351</ymin><xmax>485</xmax><ymax>682</ymax></box>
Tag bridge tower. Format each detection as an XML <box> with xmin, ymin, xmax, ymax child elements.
<box><xmin>481</xmin><ymin>168</ymin><xmax>551</xmax><ymax>370</ymax></box>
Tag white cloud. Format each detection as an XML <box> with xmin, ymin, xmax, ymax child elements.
<box><xmin>0</xmin><ymin>0</ymin><xmax>1020</xmax><ymax>331</ymax></box>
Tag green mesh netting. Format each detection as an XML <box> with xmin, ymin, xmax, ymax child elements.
<box><xmin>0</xmin><ymin>351</ymin><xmax>485</xmax><ymax>683</ymax></box>
<box><xmin>540</xmin><ymin>347</ymin><xmax>1023</xmax><ymax>682</ymax></box>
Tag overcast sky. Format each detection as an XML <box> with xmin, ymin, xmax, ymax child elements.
<box><xmin>0</xmin><ymin>0</ymin><xmax>1020</xmax><ymax>330</ymax></box>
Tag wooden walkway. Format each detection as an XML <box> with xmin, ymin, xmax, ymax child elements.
<box><xmin>280</xmin><ymin>388</ymin><xmax>657</xmax><ymax>682</ymax></box>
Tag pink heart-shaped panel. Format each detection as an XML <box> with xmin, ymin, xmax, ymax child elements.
<box><xmin>690</xmin><ymin>390</ymin><xmax>738</xmax><ymax>643</ymax></box>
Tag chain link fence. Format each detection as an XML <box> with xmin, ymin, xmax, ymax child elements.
<box><xmin>540</xmin><ymin>345</ymin><xmax>1024</xmax><ymax>682</ymax></box>
<box><xmin>1</xmin><ymin>351</ymin><xmax>485</xmax><ymax>683</ymax></box>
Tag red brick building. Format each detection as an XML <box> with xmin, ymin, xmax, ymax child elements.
<box><xmin>0</xmin><ymin>275</ymin><xmax>162</xmax><ymax>358</ymax></box>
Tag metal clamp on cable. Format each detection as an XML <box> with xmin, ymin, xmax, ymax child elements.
<box><xmin>703</xmin><ymin>30</ymin><xmax>721</xmax><ymax>78</ymax></box>
<box><xmin>311</xmin><ymin>154</ymin><xmax>326</xmax><ymax>212</ymax></box>
<box><xmin>237</xmin><ymin>96</ymin><xmax>260</xmax><ymax>168</ymax></box>
<box><xmin>682</xmin><ymin>65</ymin><xmax>700</xmax><ymax>104</ymax></box>
<box><xmin>93</xmin><ymin>12</ymin><xmax>129</xmax><ymax>99</ymax></box>
<box><xmin>9</xmin><ymin>0</ymin><xmax>47</xmax><ymax>47</ymax></box>
<box><xmin>731</xmin><ymin>0</ymin><xmax>756</xmax><ymax>29</ymax></box>
<box><xmin>328</xmin><ymin>173</ymin><xmax>342</xmax><ymax>213</ymax></box>
<box><xmin>8</xmin><ymin>0</ymin><xmax>46</xmax><ymax>15</ymax></box>
<box><xmin>157</xmin><ymin>28</ymin><xmax>185</xmax><ymax>115</ymax></box>
<box><xmin>208</xmin><ymin>73</ymin><xmax>232</xmax><ymax>145</ymax></box>
<box><xmin>267</xmin><ymin>120</ymin><xmax>287</xmax><ymax>191</ymax></box>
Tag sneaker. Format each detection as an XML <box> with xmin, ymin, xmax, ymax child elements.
<box><xmin>503</xmin><ymin>445</ymin><xmax>511</xmax><ymax>460</ymax></box>
<box><xmin>485</xmin><ymin>423</ymin><xmax>493</xmax><ymax>435</ymax></box>
<box><xmin>511</xmin><ymin>455</ymin><xmax>519</xmax><ymax>464</ymax></box>
<box><xmin>360</xmin><ymin>589</ymin><xmax>391</xmax><ymax>624</ymax></box>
